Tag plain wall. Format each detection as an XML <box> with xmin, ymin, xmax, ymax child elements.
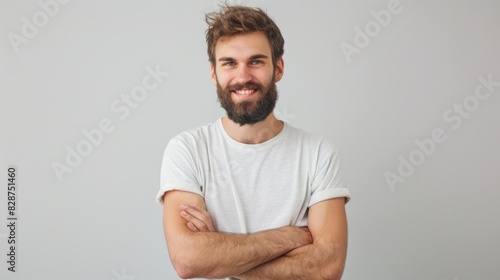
<box><xmin>1</xmin><ymin>0</ymin><xmax>499</xmax><ymax>279</ymax></box>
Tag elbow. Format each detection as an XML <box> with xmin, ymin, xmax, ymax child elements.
<box><xmin>171</xmin><ymin>253</ymin><xmax>227</xmax><ymax>279</ymax></box>
<box><xmin>170</xmin><ymin>243</ymin><xmax>218</xmax><ymax>279</ymax></box>
<box><xmin>171</xmin><ymin>254</ymin><xmax>198</xmax><ymax>279</ymax></box>
<box><xmin>174</xmin><ymin>266</ymin><xmax>194</xmax><ymax>280</ymax></box>
<box><xmin>173</xmin><ymin>267</ymin><xmax>190</xmax><ymax>279</ymax></box>
<box><xmin>327</xmin><ymin>273</ymin><xmax>343</xmax><ymax>280</ymax></box>
<box><xmin>318</xmin><ymin>270</ymin><xmax>343</xmax><ymax>280</ymax></box>
<box><xmin>313</xmin><ymin>254</ymin><xmax>345</xmax><ymax>280</ymax></box>
<box><xmin>318</xmin><ymin>242</ymin><xmax>347</xmax><ymax>280</ymax></box>
<box><xmin>319</xmin><ymin>262</ymin><xmax>345</xmax><ymax>280</ymax></box>
<box><xmin>167</xmin><ymin>235</ymin><xmax>206</xmax><ymax>279</ymax></box>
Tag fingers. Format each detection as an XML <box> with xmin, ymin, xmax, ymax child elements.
<box><xmin>180</xmin><ymin>204</ymin><xmax>216</xmax><ymax>232</ymax></box>
<box><xmin>186</xmin><ymin>222</ymin><xmax>199</xmax><ymax>232</ymax></box>
<box><xmin>181</xmin><ymin>207</ymin><xmax>215</xmax><ymax>232</ymax></box>
<box><xmin>181</xmin><ymin>210</ymin><xmax>208</xmax><ymax>231</ymax></box>
<box><xmin>300</xmin><ymin>227</ymin><xmax>313</xmax><ymax>245</ymax></box>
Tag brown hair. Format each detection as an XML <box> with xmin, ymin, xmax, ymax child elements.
<box><xmin>205</xmin><ymin>5</ymin><xmax>284</xmax><ymax>67</ymax></box>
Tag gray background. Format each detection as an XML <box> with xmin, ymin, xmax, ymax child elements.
<box><xmin>1</xmin><ymin>0</ymin><xmax>499</xmax><ymax>279</ymax></box>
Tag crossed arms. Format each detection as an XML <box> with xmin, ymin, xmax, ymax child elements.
<box><xmin>162</xmin><ymin>190</ymin><xmax>348</xmax><ymax>279</ymax></box>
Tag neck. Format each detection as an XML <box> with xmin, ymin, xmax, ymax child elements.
<box><xmin>221</xmin><ymin>112</ymin><xmax>284</xmax><ymax>144</ymax></box>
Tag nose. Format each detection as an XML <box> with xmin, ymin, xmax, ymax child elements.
<box><xmin>235</xmin><ymin>65</ymin><xmax>252</xmax><ymax>84</ymax></box>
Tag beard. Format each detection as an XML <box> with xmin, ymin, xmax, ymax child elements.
<box><xmin>216</xmin><ymin>75</ymin><xmax>278</xmax><ymax>126</ymax></box>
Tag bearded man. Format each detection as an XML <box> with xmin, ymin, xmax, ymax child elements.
<box><xmin>157</xmin><ymin>5</ymin><xmax>351</xmax><ymax>280</ymax></box>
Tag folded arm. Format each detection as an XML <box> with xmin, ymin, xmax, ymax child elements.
<box><xmin>237</xmin><ymin>197</ymin><xmax>348</xmax><ymax>280</ymax></box>
<box><xmin>162</xmin><ymin>190</ymin><xmax>312</xmax><ymax>279</ymax></box>
<box><xmin>181</xmin><ymin>196</ymin><xmax>349</xmax><ymax>280</ymax></box>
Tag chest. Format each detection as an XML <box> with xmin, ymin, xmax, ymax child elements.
<box><xmin>200</xmin><ymin>146</ymin><xmax>312</xmax><ymax>233</ymax></box>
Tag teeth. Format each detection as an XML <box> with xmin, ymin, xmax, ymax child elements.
<box><xmin>235</xmin><ymin>89</ymin><xmax>255</xmax><ymax>95</ymax></box>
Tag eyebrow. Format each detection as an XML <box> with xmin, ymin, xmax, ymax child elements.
<box><xmin>218</xmin><ymin>54</ymin><xmax>270</xmax><ymax>62</ymax></box>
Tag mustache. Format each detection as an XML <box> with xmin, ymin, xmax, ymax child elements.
<box><xmin>226</xmin><ymin>82</ymin><xmax>264</xmax><ymax>92</ymax></box>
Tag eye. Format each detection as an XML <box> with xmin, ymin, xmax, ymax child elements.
<box><xmin>222</xmin><ymin>61</ymin><xmax>236</xmax><ymax>67</ymax></box>
<box><xmin>250</xmin><ymin>60</ymin><xmax>263</xmax><ymax>66</ymax></box>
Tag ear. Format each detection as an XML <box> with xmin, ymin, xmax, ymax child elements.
<box><xmin>210</xmin><ymin>64</ymin><xmax>217</xmax><ymax>86</ymax></box>
<box><xmin>274</xmin><ymin>57</ymin><xmax>284</xmax><ymax>82</ymax></box>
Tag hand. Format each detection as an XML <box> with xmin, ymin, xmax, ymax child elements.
<box><xmin>298</xmin><ymin>226</ymin><xmax>313</xmax><ymax>246</ymax></box>
<box><xmin>180</xmin><ymin>204</ymin><xmax>216</xmax><ymax>232</ymax></box>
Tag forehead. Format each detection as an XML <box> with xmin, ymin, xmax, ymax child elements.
<box><xmin>215</xmin><ymin>31</ymin><xmax>272</xmax><ymax>60</ymax></box>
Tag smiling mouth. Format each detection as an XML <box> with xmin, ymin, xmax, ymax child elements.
<box><xmin>231</xmin><ymin>88</ymin><xmax>257</xmax><ymax>95</ymax></box>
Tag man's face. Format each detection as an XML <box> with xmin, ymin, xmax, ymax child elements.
<box><xmin>211</xmin><ymin>31</ymin><xmax>284</xmax><ymax>126</ymax></box>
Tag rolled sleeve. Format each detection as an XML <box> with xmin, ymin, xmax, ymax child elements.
<box><xmin>156</xmin><ymin>138</ymin><xmax>203</xmax><ymax>205</ymax></box>
<box><xmin>309</xmin><ymin>140</ymin><xmax>351</xmax><ymax>207</ymax></box>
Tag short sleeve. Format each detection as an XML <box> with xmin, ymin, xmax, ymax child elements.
<box><xmin>309</xmin><ymin>140</ymin><xmax>351</xmax><ymax>207</ymax></box>
<box><xmin>155</xmin><ymin>137</ymin><xmax>203</xmax><ymax>205</ymax></box>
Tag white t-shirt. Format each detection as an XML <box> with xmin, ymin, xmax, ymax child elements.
<box><xmin>156</xmin><ymin>118</ymin><xmax>350</xmax><ymax>235</ymax></box>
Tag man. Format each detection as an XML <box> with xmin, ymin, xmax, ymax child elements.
<box><xmin>156</xmin><ymin>5</ymin><xmax>351</xmax><ymax>280</ymax></box>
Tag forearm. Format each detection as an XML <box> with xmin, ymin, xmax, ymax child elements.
<box><xmin>168</xmin><ymin>226</ymin><xmax>311</xmax><ymax>279</ymax></box>
<box><xmin>237</xmin><ymin>240</ymin><xmax>346</xmax><ymax>280</ymax></box>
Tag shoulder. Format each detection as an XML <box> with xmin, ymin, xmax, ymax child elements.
<box><xmin>168</xmin><ymin>120</ymin><xmax>220</xmax><ymax>148</ymax></box>
<box><xmin>284</xmin><ymin>123</ymin><xmax>340</xmax><ymax>155</ymax></box>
